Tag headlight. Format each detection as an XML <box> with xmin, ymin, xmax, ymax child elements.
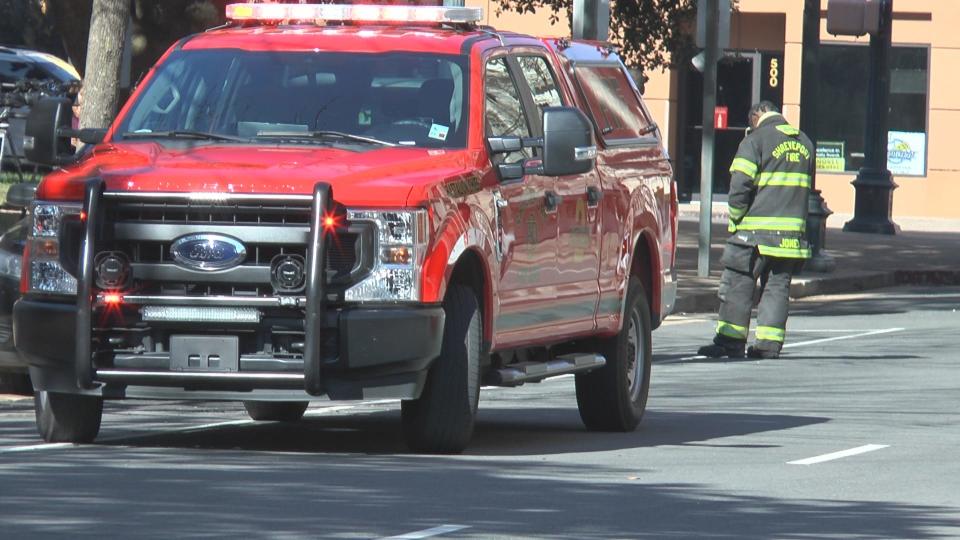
<box><xmin>345</xmin><ymin>209</ymin><xmax>428</xmax><ymax>303</ymax></box>
<box><xmin>24</xmin><ymin>202</ymin><xmax>80</xmax><ymax>296</ymax></box>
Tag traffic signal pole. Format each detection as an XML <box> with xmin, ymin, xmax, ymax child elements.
<box><xmin>844</xmin><ymin>0</ymin><xmax>899</xmax><ymax>234</ymax></box>
<box><xmin>697</xmin><ymin>0</ymin><xmax>719</xmax><ymax>278</ymax></box>
<box><xmin>799</xmin><ymin>0</ymin><xmax>836</xmax><ymax>272</ymax></box>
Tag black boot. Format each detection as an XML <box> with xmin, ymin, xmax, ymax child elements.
<box><xmin>747</xmin><ymin>340</ymin><xmax>782</xmax><ymax>359</ymax></box>
<box><xmin>697</xmin><ymin>336</ymin><xmax>745</xmax><ymax>358</ymax></box>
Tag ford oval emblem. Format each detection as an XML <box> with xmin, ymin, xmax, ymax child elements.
<box><xmin>170</xmin><ymin>233</ymin><xmax>246</xmax><ymax>272</ymax></box>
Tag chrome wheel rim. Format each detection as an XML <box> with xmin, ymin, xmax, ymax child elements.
<box><xmin>625</xmin><ymin>310</ymin><xmax>645</xmax><ymax>400</ymax></box>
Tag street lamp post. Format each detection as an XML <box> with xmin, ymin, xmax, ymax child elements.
<box><xmin>799</xmin><ymin>0</ymin><xmax>836</xmax><ymax>273</ymax></box>
<box><xmin>843</xmin><ymin>0</ymin><xmax>899</xmax><ymax>234</ymax></box>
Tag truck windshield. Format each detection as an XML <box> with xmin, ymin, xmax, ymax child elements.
<box><xmin>115</xmin><ymin>49</ymin><xmax>468</xmax><ymax>149</ymax></box>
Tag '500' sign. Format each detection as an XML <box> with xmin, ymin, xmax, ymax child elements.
<box><xmin>769</xmin><ymin>58</ymin><xmax>780</xmax><ymax>88</ymax></box>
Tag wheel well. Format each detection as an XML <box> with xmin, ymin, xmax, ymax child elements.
<box><xmin>630</xmin><ymin>234</ymin><xmax>658</xmax><ymax>326</ymax></box>
<box><xmin>448</xmin><ymin>249</ymin><xmax>489</xmax><ymax>348</ymax></box>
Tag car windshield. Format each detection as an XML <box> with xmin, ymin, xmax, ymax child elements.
<box><xmin>115</xmin><ymin>49</ymin><xmax>468</xmax><ymax>149</ymax></box>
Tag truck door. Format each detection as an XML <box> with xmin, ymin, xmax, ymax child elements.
<box><xmin>483</xmin><ymin>54</ymin><xmax>560</xmax><ymax>345</ymax></box>
<box><xmin>512</xmin><ymin>54</ymin><xmax>601</xmax><ymax>335</ymax></box>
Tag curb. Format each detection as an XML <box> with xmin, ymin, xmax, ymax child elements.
<box><xmin>672</xmin><ymin>269</ymin><xmax>953</xmax><ymax>314</ymax></box>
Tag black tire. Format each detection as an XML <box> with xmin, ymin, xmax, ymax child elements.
<box><xmin>401</xmin><ymin>284</ymin><xmax>480</xmax><ymax>454</ymax></box>
<box><xmin>34</xmin><ymin>391</ymin><xmax>103</xmax><ymax>443</ymax></box>
<box><xmin>575</xmin><ymin>281</ymin><xmax>652</xmax><ymax>431</ymax></box>
<box><xmin>243</xmin><ymin>401</ymin><xmax>309</xmax><ymax>422</ymax></box>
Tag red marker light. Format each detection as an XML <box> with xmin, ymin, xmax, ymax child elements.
<box><xmin>80</xmin><ymin>211</ymin><xmax>88</xmax><ymax>222</ymax></box>
<box><xmin>103</xmin><ymin>293</ymin><xmax>123</xmax><ymax>305</ymax></box>
<box><xmin>323</xmin><ymin>214</ymin><xmax>337</xmax><ymax>230</ymax></box>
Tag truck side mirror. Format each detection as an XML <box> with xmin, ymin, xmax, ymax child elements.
<box><xmin>4</xmin><ymin>182</ymin><xmax>38</xmax><ymax>208</ymax></box>
<box><xmin>542</xmin><ymin>107</ymin><xmax>596</xmax><ymax>176</ymax></box>
<box><xmin>24</xmin><ymin>97</ymin><xmax>74</xmax><ymax>166</ymax></box>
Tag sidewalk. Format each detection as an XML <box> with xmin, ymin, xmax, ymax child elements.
<box><xmin>673</xmin><ymin>203</ymin><xmax>960</xmax><ymax>314</ymax></box>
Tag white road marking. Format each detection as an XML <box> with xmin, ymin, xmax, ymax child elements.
<box><xmin>668</xmin><ymin>327</ymin><xmax>905</xmax><ymax>362</ymax></box>
<box><xmin>782</xmin><ymin>327</ymin><xmax>904</xmax><ymax>349</ymax></box>
<box><xmin>661</xmin><ymin>318</ymin><xmax>710</xmax><ymax>326</ymax></box>
<box><xmin>380</xmin><ymin>524</ymin><xmax>471</xmax><ymax>539</ymax></box>
<box><xmin>0</xmin><ymin>442</ymin><xmax>74</xmax><ymax>453</ymax></box>
<box><xmin>788</xmin><ymin>444</ymin><xmax>889</xmax><ymax>465</ymax></box>
<box><xmin>0</xmin><ymin>399</ymin><xmax>401</xmax><ymax>453</ymax></box>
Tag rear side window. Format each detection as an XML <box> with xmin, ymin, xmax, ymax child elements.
<box><xmin>574</xmin><ymin>64</ymin><xmax>651</xmax><ymax>142</ymax></box>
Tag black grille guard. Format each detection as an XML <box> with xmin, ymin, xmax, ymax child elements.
<box><xmin>74</xmin><ymin>181</ymin><xmax>335</xmax><ymax>396</ymax></box>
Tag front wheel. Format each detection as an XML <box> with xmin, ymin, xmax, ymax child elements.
<box><xmin>575</xmin><ymin>281</ymin><xmax>652</xmax><ymax>431</ymax></box>
<box><xmin>35</xmin><ymin>391</ymin><xmax>103</xmax><ymax>443</ymax></box>
<box><xmin>401</xmin><ymin>284</ymin><xmax>481</xmax><ymax>454</ymax></box>
<box><xmin>242</xmin><ymin>401</ymin><xmax>309</xmax><ymax>422</ymax></box>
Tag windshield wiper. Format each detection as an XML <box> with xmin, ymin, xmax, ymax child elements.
<box><xmin>255</xmin><ymin>130</ymin><xmax>396</xmax><ymax>147</ymax></box>
<box><xmin>120</xmin><ymin>130</ymin><xmax>249</xmax><ymax>142</ymax></box>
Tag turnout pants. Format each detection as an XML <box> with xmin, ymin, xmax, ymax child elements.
<box><xmin>715</xmin><ymin>243</ymin><xmax>801</xmax><ymax>350</ymax></box>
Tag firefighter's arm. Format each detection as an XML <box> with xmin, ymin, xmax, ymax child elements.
<box><xmin>727</xmin><ymin>138</ymin><xmax>760</xmax><ymax>233</ymax></box>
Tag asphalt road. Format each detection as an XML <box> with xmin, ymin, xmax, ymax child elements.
<box><xmin>1</xmin><ymin>287</ymin><xmax>959</xmax><ymax>539</ymax></box>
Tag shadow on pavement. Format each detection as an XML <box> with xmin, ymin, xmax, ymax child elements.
<box><xmin>0</xmin><ymin>442</ymin><xmax>957</xmax><ymax>539</ymax></box>
<box><xmin>81</xmin><ymin>407</ymin><xmax>827</xmax><ymax>458</ymax></box>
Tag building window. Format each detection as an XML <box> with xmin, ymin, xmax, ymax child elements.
<box><xmin>815</xmin><ymin>43</ymin><xmax>929</xmax><ymax>176</ymax></box>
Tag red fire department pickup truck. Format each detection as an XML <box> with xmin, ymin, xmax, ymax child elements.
<box><xmin>16</xmin><ymin>2</ymin><xmax>677</xmax><ymax>453</ymax></box>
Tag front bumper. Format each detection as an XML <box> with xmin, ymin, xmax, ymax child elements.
<box><xmin>15</xmin><ymin>298</ymin><xmax>444</xmax><ymax>400</ymax></box>
<box><xmin>15</xmin><ymin>181</ymin><xmax>444</xmax><ymax>401</ymax></box>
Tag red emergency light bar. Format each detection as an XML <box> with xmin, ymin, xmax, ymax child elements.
<box><xmin>225</xmin><ymin>3</ymin><xmax>483</xmax><ymax>24</ymax></box>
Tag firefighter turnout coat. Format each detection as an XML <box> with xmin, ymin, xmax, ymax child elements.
<box><xmin>727</xmin><ymin>112</ymin><xmax>814</xmax><ymax>259</ymax></box>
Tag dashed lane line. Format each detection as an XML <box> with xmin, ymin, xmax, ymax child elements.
<box><xmin>379</xmin><ymin>524</ymin><xmax>471</xmax><ymax>539</ymax></box>
<box><xmin>788</xmin><ymin>444</ymin><xmax>890</xmax><ymax>465</ymax></box>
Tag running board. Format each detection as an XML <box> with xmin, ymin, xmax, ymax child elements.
<box><xmin>486</xmin><ymin>354</ymin><xmax>606</xmax><ymax>387</ymax></box>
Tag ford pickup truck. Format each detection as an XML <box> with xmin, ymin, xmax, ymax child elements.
<box><xmin>17</xmin><ymin>2</ymin><xmax>677</xmax><ymax>453</ymax></box>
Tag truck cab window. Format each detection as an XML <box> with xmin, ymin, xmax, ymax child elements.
<box><xmin>484</xmin><ymin>56</ymin><xmax>532</xmax><ymax>163</ymax></box>
<box><xmin>516</xmin><ymin>55</ymin><xmax>563</xmax><ymax>115</ymax></box>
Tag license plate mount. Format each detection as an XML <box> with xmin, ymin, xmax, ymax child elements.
<box><xmin>170</xmin><ymin>335</ymin><xmax>239</xmax><ymax>372</ymax></box>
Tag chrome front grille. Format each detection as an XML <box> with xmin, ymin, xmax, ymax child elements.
<box><xmin>91</xmin><ymin>193</ymin><xmax>371</xmax><ymax>299</ymax></box>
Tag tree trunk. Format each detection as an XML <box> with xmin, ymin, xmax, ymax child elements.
<box><xmin>80</xmin><ymin>0</ymin><xmax>130</xmax><ymax>130</ymax></box>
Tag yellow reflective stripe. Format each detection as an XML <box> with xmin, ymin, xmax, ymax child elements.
<box><xmin>757</xmin><ymin>245</ymin><xmax>812</xmax><ymax>259</ymax></box>
<box><xmin>730</xmin><ymin>158</ymin><xmax>758</xmax><ymax>178</ymax></box>
<box><xmin>717</xmin><ymin>321</ymin><xmax>748</xmax><ymax>340</ymax></box>
<box><xmin>738</xmin><ymin>216</ymin><xmax>806</xmax><ymax>232</ymax></box>
<box><xmin>728</xmin><ymin>219</ymin><xmax>738</xmax><ymax>233</ymax></box>
<box><xmin>757</xmin><ymin>172</ymin><xmax>811</xmax><ymax>188</ymax></box>
<box><xmin>776</xmin><ymin>125</ymin><xmax>800</xmax><ymax>136</ymax></box>
<box><xmin>729</xmin><ymin>206</ymin><xmax>747</xmax><ymax>220</ymax></box>
<box><xmin>756</xmin><ymin>326</ymin><xmax>786</xmax><ymax>342</ymax></box>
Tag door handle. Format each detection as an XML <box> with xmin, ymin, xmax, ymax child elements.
<box><xmin>587</xmin><ymin>186</ymin><xmax>602</xmax><ymax>207</ymax></box>
<box><xmin>544</xmin><ymin>191</ymin><xmax>561</xmax><ymax>212</ymax></box>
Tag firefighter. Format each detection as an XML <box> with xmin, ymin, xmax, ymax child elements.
<box><xmin>698</xmin><ymin>101</ymin><xmax>814</xmax><ymax>359</ymax></box>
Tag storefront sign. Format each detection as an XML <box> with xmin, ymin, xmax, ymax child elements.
<box><xmin>816</xmin><ymin>141</ymin><xmax>846</xmax><ymax>172</ymax></box>
<box><xmin>887</xmin><ymin>131</ymin><xmax>926</xmax><ymax>176</ymax></box>
<box><xmin>760</xmin><ymin>52</ymin><xmax>784</xmax><ymax>108</ymax></box>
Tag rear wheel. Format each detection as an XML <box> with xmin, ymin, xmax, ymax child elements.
<box><xmin>243</xmin><ymin>401</ymin><xmax>309</xmax><ymax>422</ymax></box>
<box><xmin>35</xmin><ymin>391</ymin><xmax>103</xmax><ymax>443</ymax></box>
<box><xmin>401</xmin><ymin>284</ymin><xmax>480</xmax><ymax>454</ymax></box>
<box><xmin>575</xmin><ymin>281</ymin><xmax>652</xmax><ymax>431</ymax></box>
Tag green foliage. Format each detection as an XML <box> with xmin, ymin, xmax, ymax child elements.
<box><xmin>494</xmin><ymin>0</ymin><xmax>721</xmax><ymax>75</ymax></box>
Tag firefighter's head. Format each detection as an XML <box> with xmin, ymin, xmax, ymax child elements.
<box><xmin>748</xmin><ymin>101</ymin><xmax>780</xmax><ymax>130</ymax></box>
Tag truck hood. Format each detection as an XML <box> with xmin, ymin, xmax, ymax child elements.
<box><xmin>40</xmin><ymin>142</ymin><xmax>482</xmax><ymax>206</ymax></box>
